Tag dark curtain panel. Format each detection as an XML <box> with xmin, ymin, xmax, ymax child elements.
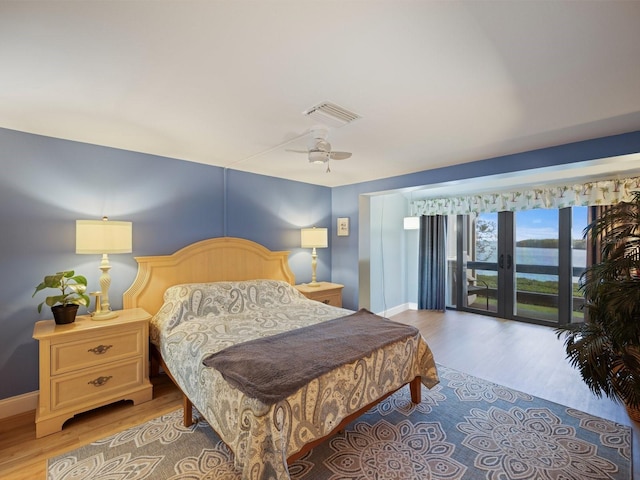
<box><xmin>418</xmin><ymin>214</ymin><xmax>447</xmax><ymax>310</ymax></box>
<box><xmin>588</xmin><ymin>205</ymin><xmax>608</xmax><ymax>266</ymax></box>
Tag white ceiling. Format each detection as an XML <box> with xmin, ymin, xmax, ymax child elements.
<box><xmin>1</xmin><ymin>1</ymin><xmax>640</xmax><ymax>189</ymax></box>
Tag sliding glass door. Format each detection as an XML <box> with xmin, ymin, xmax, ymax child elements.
<box><xmin>447</xmin><ymin>206</ymin><xmax>587</xmax><ymax>326</ymax></box>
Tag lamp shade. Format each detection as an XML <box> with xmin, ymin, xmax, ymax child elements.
<box><xmin>301</xmin><ymin>227</ymin><xmax>328</xmax><ymax>248</ymax></box>
<box><xmin>76</xmin><ymin>219</ymin><xmax>132</xmax><ymax>254</ymax></box>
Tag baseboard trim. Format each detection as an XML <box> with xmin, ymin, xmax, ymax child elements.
<box><xmin>0</xmin><ymin>391</ymin><xmax>38</xmax><ymax>420</ymax></box>
<box><xmin>376</xmin><ymin>303</ymin><xmax>416</xmax><ymax>318</ymax></box>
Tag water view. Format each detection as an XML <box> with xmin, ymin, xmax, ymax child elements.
<box><xmin>462</xmin><ymin>207</ymin><xmax>589</xmax><ymax>323</ymax></box>
<box><xmin>477</xmin><ymin>246</ymin><xmax>586</xmax><ymax>282</ymax></box>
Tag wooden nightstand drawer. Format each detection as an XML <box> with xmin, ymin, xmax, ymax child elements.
<box><xmin>33</xmin><ymin>308</ymin><xmax>153</xmax><ymax>437</ymax></box>
<box><xmin>295</xmin><ymin>282</ymin><xmax>344</xmax><ymax>308</ymax></box>
<box><xmin>51</xmin><ymin>327</ymin><xmax>143</xmax><ymax>375</ymax></box>
<box><xmin>51</xmin><ymin>357</ymin><xmax>144</xmax><ymax>411</ymax></box>
<box><xmin>312</xmin><ymin>291</ymin><xmax>342</xmax><ymax>307</ymax></box>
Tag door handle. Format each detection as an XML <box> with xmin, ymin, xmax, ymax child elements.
<box><xmin>507</xmin><ymin>254</ymin><xmax>512</xmax><ymax>269</ymax></box>
<box><xmin>499</xmin><ymin>254</ymin><xmax>504</xmax><ymax>269</ymax></box>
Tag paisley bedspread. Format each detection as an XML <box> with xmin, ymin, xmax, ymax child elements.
<box><xmin>150</xmin><ymin>280</ymin><xmax>439</xmax><ymax>480</ymax></box>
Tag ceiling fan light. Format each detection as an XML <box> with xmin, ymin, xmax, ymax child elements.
<box><xmin>309</xmin><ymin>150</ymin><xmax>328</xmax><ymax>164</ymax></box>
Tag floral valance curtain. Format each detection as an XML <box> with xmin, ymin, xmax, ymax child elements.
<box><xmin>411</xmin><ymin>176</ymin><xmax>640</xmax><ymax>216</ymax></box>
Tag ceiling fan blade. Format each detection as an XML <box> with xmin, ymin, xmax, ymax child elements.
<box><xmin>329</xmin><ymin>151</ymin><xmax>352</xmax><ymax>160</ymax></box>
<box><xmin>285</xmin><ymin>149</ymin><xmax>308</xmax><ymax>154</ymax></box>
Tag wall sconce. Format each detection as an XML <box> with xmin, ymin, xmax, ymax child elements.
<box><xmin>404</xmin><ymin>197</ymin><xmax>420</xmax><ymax>230</ymax></box>
<box><xmin>76</xmin><ymin>216</ymin><xmax>132</xmax><ymax>320</ymax></box>
<box><xmin>403</xmin><ymin>216</ymin><xmax>420</xmax><ymax>230</ymax></box>
<box><xmin>300</xmin><ymin>227</ymin><xmax>328</xmax><ymax>287</ymax></box>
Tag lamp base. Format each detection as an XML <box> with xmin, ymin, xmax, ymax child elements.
<box><xmin>91</xmin><ymin>310</ymin><xmax>118</xmax><ymax>321</ymax></box>
<box><xmin>306</xmin><ymin>281</ymin><xmax>322</xmax><ymax>288</ymax></box>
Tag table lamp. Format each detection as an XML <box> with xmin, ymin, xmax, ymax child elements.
<box><xmin>76</xmin><ymin>216</ymin><xmax>132</xmax><ymax>320</ymax></box>
<box><xmin>300</xmin><ymin>227</ymin><xmax>328</xmax><ymax>287</ymax></box>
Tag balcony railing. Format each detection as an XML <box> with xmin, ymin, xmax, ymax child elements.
<box><xmin>464</xmin><ymin>261</ymin><xmax>586</xmax><ymax>322</ymax></box>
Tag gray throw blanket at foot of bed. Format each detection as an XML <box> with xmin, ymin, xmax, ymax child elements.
<box><xmin>202</xmin><ymin>308</ymin><xmax>420</xmax><ymax>404</ymax></box>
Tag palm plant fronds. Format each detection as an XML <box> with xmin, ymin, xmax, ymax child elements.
<box><xmin>557</xmin><ymin>190</ymin><xmax>640</xmax><ymax>410</ymax></box>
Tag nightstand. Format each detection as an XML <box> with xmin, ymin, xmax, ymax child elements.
<box><xmin>32</xmin><ymin>308</ymin><xmax>153</xmax><ymax>438</ymax></box>
<box><xmin>295</xmin><ymin>282</ymin><xmax>344</xmax><ymax>307</ymax></box>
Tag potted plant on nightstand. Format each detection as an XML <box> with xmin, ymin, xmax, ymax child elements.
<box><xmin>33</xmin><ymin>270</ymin><xmax>91</xmax><ymax>324</ymax></box>
<box><xmin>556</xmin><ymin>191</ymin><xmax>640</xmax><ymax>420</ymax></box>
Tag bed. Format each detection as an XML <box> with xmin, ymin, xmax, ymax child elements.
<box><xmin>123</xmin><ymin>237</ymin><xmax>439</xmax><ymax>480</ymax></box>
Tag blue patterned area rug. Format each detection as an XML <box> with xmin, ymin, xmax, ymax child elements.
<box><xmin>48</xmin><ymin>365</ymin><xmax>631</xmax><ymax>479</ymax></box>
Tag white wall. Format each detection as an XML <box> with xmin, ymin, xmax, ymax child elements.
<box><xmin>405</xmin><ymin>224</ymin><xmax>419</xmax><ymax>307</ymax></box>
<box><xmin>366</xmin><ymin>193</ymin><xmax>409</xmax><ymax>314</ymax></box>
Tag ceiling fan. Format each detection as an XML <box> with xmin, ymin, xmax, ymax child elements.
<box><xmin>286</xmin><ymin>127</ymin><xmax>352</xmax><ymax>172</ymax></box>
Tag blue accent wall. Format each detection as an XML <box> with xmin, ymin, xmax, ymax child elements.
<box><xmin>225</xmin><ymin>169</ymin><xmax>332</xmax><ymax>282</ymax></box>
<box><xmin>0</xmin><ymin>128</ymin><xmax>331</xmax><ymax>400</ymax></box>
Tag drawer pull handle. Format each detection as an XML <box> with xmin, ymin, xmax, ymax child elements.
<box><xmin>323</xmin><ymin>299</ymin><xmax>330</xmax><ymax>304</ymax></box>
<box><xmin>88</xmin><ymin>376</ymin><xmax>112</xmax><ymax>387</ymax></box>
<box><xmin>88</xmin><ymin>344</ymin><xmax>113</xmax><ymax>355</ymax></box>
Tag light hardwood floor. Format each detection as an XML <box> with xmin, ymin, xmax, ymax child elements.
<box><xmin>394</xmin><ymin>309</ymin><xmax>639</xmax><ymax>480</ymax></box>
<box><xmin>1</xmin><ymin>309</ymin><xmax>637</xmax><ymax>479</ymax></box>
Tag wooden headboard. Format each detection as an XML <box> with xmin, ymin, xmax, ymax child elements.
<box><xmin>122</xmin><ymin>237</ymin><xmax>295</xmax><ymax>315</ymax></box>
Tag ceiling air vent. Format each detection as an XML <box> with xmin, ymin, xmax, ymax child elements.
<box><xmin>303</xmin><ymin>101</ymin><xmax>361</xmax><ymax>128</ymax></box>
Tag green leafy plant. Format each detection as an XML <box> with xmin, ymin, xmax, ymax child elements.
<box><xmin>556</xmin><ymin>191</ymin><xmax>640</xmax><ymax>410</ymax></box>
<box><xmin>33</xmin><ymin>270</ymin><xmax>90</xmax><ymax>313</ymax></box>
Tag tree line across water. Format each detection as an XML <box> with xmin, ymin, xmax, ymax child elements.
<box><xmin>516</xmin><ymin>238</ymin><xmax>586</xmax><ymax>249</ymax></box>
